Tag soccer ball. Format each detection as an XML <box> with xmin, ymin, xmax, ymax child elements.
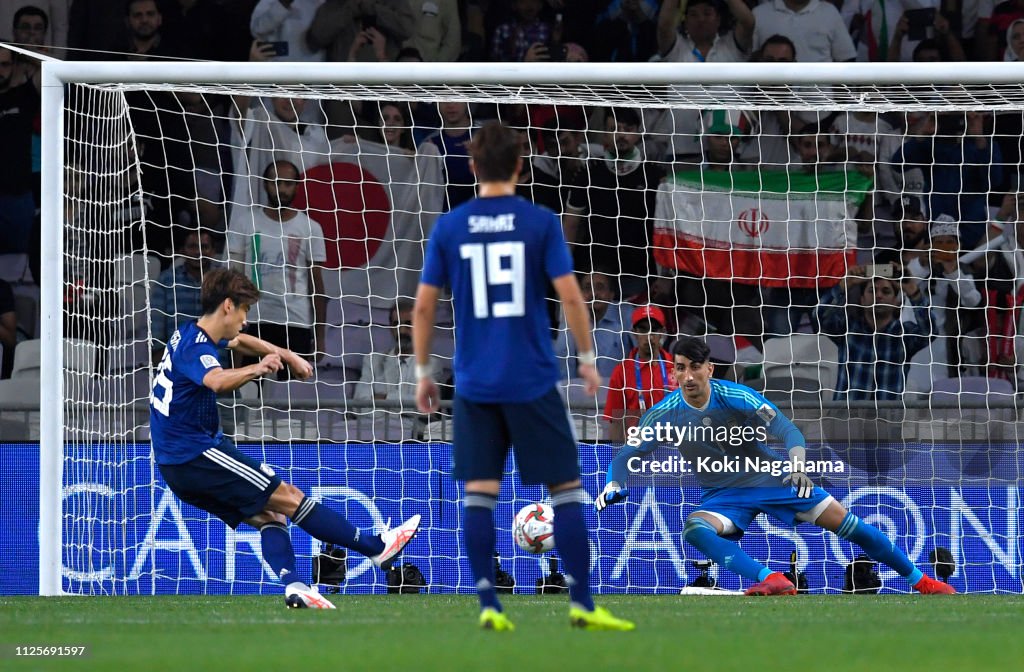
<box><xmin>513</xmin><ymin>503</ymin><xmax>555</xmax><ymax>554</ymax></box>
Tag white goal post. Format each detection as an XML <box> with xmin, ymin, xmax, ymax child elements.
<box><xmin>39</xmin><ymin>60</ymin><xmax>1024</xmax><ymax>597</ymax></box>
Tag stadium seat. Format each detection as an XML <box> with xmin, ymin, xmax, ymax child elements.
<box><xmin>931</xmin><ymin>376</ymin><xmax>1015</xmax><ymax>403</ymax></box>
<box><xmin>762</xmin><ymin>334</ymin><xmax>838</xmax><ymax>395</ymax></box>
<box><xmin>12</xmin><ymin>339</ymin><xmax>41</xmax><ymax>378</ymax></box>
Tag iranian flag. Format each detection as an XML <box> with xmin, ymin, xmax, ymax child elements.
<box><xmin>652</xmin><ymin>170</ymin><xmax>872</xmax><ymax>288</ymax></box>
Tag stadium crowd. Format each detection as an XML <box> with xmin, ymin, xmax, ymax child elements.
<box><xmin>3</xmin><ymin>0</ymin><xmax>1024</xmax><ymax>438</ymax></box>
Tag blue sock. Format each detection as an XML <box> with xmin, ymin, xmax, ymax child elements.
<box><xmin>683</xmin><ymin>517</ymin><xmax>773</xmax><ymax>583</ymax></box>
<box><xmin>836</xmin><ymin>512</ymin><xmax>923</xmax><ymax>585</ymax></box>
<box><xmin>463</xmin><ymin>492</ymin><xmax>501</xmax><ymax>611</ymax></box>
<box><xmin>552</xmin><ymin>489</ymin><xmax>595</xmax><ymax>611</ymax></box>
<box><xmin>260</xmin><ymin>522</ymin><xmax>301</xmax><ymax>587</ymax></box>
<box><xmin>292</xmin><ymin>496</ymin><xmax>385</xmax><ymax>558</ymax></box>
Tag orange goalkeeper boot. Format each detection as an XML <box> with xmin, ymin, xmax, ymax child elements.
<box><xmin>913</xmin><ymin>575</ymin><xmax>956</xmax><ymax>594</ymax></box>
<box><xmin>744</xmin><ymin>572</ymin><xmax>798</xmax><ymax>596</ymax></box>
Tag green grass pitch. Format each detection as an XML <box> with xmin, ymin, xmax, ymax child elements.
<box><xmin>1</xmin><ymin>594</ymin><xmax>1021</xmax><ymax>671</ymax></box>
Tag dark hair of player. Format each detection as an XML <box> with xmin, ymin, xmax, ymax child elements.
<box><xmin>671</xmin><ymin>336</ymin><xmax>711</xmax><ymax>364</ymax></box>
<box><xmin>200</xmin><ymin>268</ymin><xmax>260</xmax><ymax>315</ymax></box>
<box><xmin>469</xmin><ymin>121</ymin><xmax>522</xmax><ymax>182</ymax></box>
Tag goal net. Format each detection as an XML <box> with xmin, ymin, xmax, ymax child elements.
<box><xmin>43</xmin><ymin>61</ymin><xmax>1023</xmax><ymax>596</ymax></box>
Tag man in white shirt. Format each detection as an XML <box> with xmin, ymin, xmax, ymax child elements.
<box><xmin>753</xmin><ymin>0</ymin><xmax>857</xmax><ymax>62</ymax></box>
<box><xmin>229</xmin><ymin>160</ymin><xmax>327</xmax><ymax>365</ymax></box>
<box><xmin>649</xmin><ymin>0</ymin><xmax>755</xmax><ymax>163</ymax></box>
<box><xmin>250</xmin><ymin>0</ymin><xmax>326</xmax><ymax>62</ymax></box>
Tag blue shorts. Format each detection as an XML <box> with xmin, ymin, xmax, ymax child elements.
<box><xmin>158</xmin><ymin>437</ymin><xmax>282</xmax><ymax>529</ymax></box>
<box><xmin>452</xmin><ymin>387</ymin><xmax>580</xmax><ymax>486</ymax></box>
<box><xmin>697</xmin><ymin>486</ymin><xmax>834</xmax><ymax>533</ymax></box>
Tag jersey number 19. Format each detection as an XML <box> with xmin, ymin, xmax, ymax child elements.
<box><xmin>459</xmin><ymin>241</ymin><xmax>525</xmax><ymax>318</ymax></box>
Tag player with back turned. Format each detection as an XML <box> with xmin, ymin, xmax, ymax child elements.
<box><xmin>597</xmin><ymin>336</ymin><xmax>956</xmax><ymax>595</ymax></box>
<box><xmin>413</xmin><ymin>121</ymin><xmax>635</xmax><ymax>631</ymax></box>
<box><xmin>150</xmin><ymin>268</ymin><xmax>420</xmax><ymax>608</ymax></box>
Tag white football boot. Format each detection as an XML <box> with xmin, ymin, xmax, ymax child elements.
<box><xmin>284</xmin><ymin>583</ymin><xmax>336</xmax><ymax>609</ymax></box>
<box><xmin>370</xmin><ymin>514</ymin><xmax>421</xmax><ymax>569</ymax></box>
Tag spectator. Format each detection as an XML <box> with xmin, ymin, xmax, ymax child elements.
<box><xmin>0</xmin><ymin>45</ymin><xmax>38</xmax><ymax>256</ymax></box>
<box><xmin>971</xmin><ymin>197</ymin><xmax>1024</xmax><ymax>383</ymax></box>
<box><xmin>818</xmin><ymin>265</ymin><xmax>932</xmax><ymax>400</ymax></box>
<box><xmin>418</xmin><ymin>101</ymin><xmax>479</xmax><ymax>210</ymax></box>
<box><xmin>11</xmin><ymin>6</ymin><xmax>50</xmax><ymax>86</ymax></box>
<box><xmin>307</xmin><ymin>0</ymin><xmax>415</xmax><ymax>63</ymax></box>
<box><xmin>699</xmin><ymin>109</ymin><xmax>751</xmax><ymax>171</ymax></box>
<box><xmin>121</xmin><ymin>0</ymin><xmax>182</xmax><ymax>59</ymax></box>
<box><xmin>887</xmin><ymin>10</ymin><xmax>966</xmax><ymax>62</ymax></box>
<box><xmin>490</xmin><ymin>0</ymin><xmax>551</xmax><ymax>62</ymax></box>
<box><xmin>592</xmin><ymin>0</ymin><xmax>659</xmax><ymax>62</ymax></box>
<box><xmin>875</xmin><ymin>194</ymin><xmax>930</xmax><ymax>267</ymax></box>
<box><xmin>656</xmin><ymin>0</ymin><xmax>754</xmax><ymax>62</ymax></box>
<box><xmin>151</xmin><ymin>229</ymin><xmax>219</xmax><ymax>358</ymax></box>
<box><xmin>529</xmin><ymin>118</ymin><xmax>597</xmax><ymax>238</ymax></box>
<box><xmin>739</xmin><ymin>34</ymin><xmax>818</xmax><ymax>169</ymax></box>
<box><xmin>647</xmin><ymin>0</ymin><xmax>754</xmax><ymax>164</ymax></box>
<box><xmin>0</xmin><ymin>278</ymin><xmax>16</xmax><ymax>378</ymax></box>
<box><xmin>602</xmin><ymin>305</ymin><xmax>678</xmax><ymax>442</ymax></box>
<box><xmin>893</xmin><ymin>110</ymin><xmax>1003</xmax><ymax>247</ymax></box>
<box><xmin>753</xmin><ymin>0</ymin><xmax>856</xmax><ymax>62</ymax></box>
<box><xmin>789</xmin><ymin>122</ymin><xmax>847</xmax><ymax>174</ymax></box>
<box><xmin>228</xmin><ymin>160</ymin><xmax>326</xmax><ymax>364</ymax></box>
<box><xmin>404</xmin><ymin>0</ymin><xmax>460</xmax><ymax>61</ymax></box>
<box><xmin>567</xmin><ymin>107</ymin><xmax>664</xmax><ymax>291</ymax></box>
<box><xmin>904</xmin><ymin>215</ymin><xmax>983</xmax><ymax>379</ymax></box>
<box><xmin>366</xmin><ymin>101</ymin><xmax>415</xmax><ymax>152</ymax></box>
<box><xmin>355</xmin><ymin>298</ymin><xmax>444</xmax><ymax>402</ymax></box>
<box><xmin>828</xmin><ymin>110</ymin><xmax>902</xmax><ymax>208</ymax></box>
<box><xmin>3</xmin><ymin>3</ymin><xmax>67</xmax><ymax>55</ymax></box>
<box><xmin>250</xmin><ymin>0</ymin><xmax>326</xmax><ymax>62</ymax></box>
<box><xmin>228</xmin><ymin>94</ymin><xmax>331</xmax><ymax>212</ymax></box>
<box><xmin>554</xmin><ymin>269</ymin><xmax>634</xmax><ymax>380</ymax></box>
<box><xmin>987</xmin><ymin>0</ymin><xmax>1024</xmax><ymax>59</ymax></box>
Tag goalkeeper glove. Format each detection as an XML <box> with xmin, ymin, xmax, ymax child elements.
<box><xmin>595</xmin><ymin>482</ymin><xmax>630</xmax><ymax>511</ymax></box>
<box><xmin>782</xmin><ymin>471</ymin><xmax>815</xmax><ymax>498</ymax></box>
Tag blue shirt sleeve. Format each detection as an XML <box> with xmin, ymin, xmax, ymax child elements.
<box><xmin>544</xmin><ymin>211</ymin><xmax>573</xmax><ymax>280</ymax></box>
<box><xmin>420</xmin><ymin>217</ymin><xmax>448</xmax><ymax>288</ymax></box>
<box><xmin>176</xmin><ymin>340</ymin><xmax>225</xmax><ymax>387</ymax></box>
<box><xmin>736</xmin><ymin>387</ymin><xmax>807</xmax><ymax>451</ymax></box>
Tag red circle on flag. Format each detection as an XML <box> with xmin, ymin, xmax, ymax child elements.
<box><xmin>295</xmin><ymin>162</ymin><xmax>390</xmax><ymax>269</ymax></box>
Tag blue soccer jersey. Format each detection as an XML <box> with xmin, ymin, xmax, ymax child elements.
<box><xmin>420</xmin><ymin>194</ymin><xmax>573</xmax><ymax>403</ymax></box>
<box><xmin>607</xmin><ymin>379</ymin><xmax>807</xmax><ymax>494</ymax></box>
<box><xmin>149</xmin><ymin>321</ymin><xmax>230</xmax><ymax>465</ymax></box>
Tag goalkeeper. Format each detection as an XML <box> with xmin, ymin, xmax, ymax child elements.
<box><xmin>597</xmin><ymin>336</ymin><xmax>955</xmax><ymax>595</ymax></box>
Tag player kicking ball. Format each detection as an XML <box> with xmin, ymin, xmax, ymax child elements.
<box><xmin>150</xmin><ymin>268</ymin><xmax>420</xmax><ymax>609</ymax></box>
<box><xmin>413</xmin><ymin>121</ymin><xmax>634</xmax><ymax>631</ymax></box>
<box><xmin>597</xmin><ymin>336</ymin><xmax>955</xmax><ymax>596</ymax></box>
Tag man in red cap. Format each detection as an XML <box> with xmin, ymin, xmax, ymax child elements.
<box><xmin>602</xmin><ymin>305</ymin><xmax>678</xmax><ymax>442</ymax></box>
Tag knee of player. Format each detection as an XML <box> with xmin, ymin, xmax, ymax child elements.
<box><xmin>683</xmin><ymin>516</ymin><xmax>718</xmax><ymax>542</ymax></box>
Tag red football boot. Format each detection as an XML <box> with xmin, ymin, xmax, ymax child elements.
<box><xmin>913</xmin><ymin>575</ymin><xmax>956</xmax><ymax>594</ymax></box>
<box><xmin>744</xmin><ymin>572</ymin><xmax>798</xmax><ymax>596</ymax></box>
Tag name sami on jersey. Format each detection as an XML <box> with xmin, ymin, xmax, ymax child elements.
<box><xmin>468</xmin><ymin>214</ymin><xmax>516</xmax><ymax>233</ymax></box>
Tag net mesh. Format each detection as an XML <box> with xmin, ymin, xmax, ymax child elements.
<box><xmin>54</xmin><ymin>78</ymin><xmax>1023</xmax><ymax>595</ymax></box>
